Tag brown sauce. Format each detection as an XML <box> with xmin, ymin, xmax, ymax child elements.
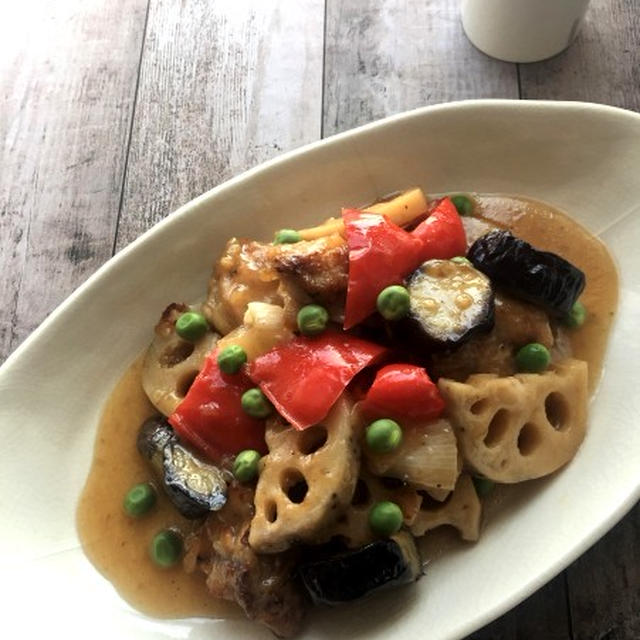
<box><xmin>76</xmin><ymin>356</ymin><xmax>240</xmax><ymax>620</ymax></box>
<box><xmin>76</xmin><ymin>194</ymin><xmax>618</xmax><ymax>620</ymax></box>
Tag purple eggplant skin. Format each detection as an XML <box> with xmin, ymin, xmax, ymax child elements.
<box><xmin>398</xmin><ymin>259</ymin><xmax>495</xmax><ymax>352</ymax></box>
<box><xmin>467</xmin><ymin>230</ymin><xmax>585</xmax><ymax>317</ymax></box>
<box><xmin>298</xmin><ymin>531</ymin><xmax>422</xmax><ymax>606</ymax></box>
<box><xmin>137</xmin><ymin>416</ymin><xmax>227</xmax><ymax>519</ymax></box>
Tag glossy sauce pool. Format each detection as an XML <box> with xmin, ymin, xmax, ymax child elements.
<box><xmin>76</xmin><ymin>194</ymin><xmax>618</xmax><ymax>619</ymax></box>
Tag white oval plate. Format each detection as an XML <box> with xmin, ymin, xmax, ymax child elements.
<box><xmin>1</xmin><ymin>100</ymin><xmax>639</xmax><ymax>640</ymax></box>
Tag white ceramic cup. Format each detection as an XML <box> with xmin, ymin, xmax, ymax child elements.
<box><xmin>461</xmin><ymin>0</ymin><xmax>591</xmax><ymax>63</ymax></box>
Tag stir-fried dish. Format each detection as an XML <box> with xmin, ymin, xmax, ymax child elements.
<box><xmin>77</xmin><ymin>189</ymin><xmax>618</xmax><ymax>637</ymax></box>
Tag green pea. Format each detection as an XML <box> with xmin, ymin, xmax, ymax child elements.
<box><xmin>376</xmin><ymin>285</ymin><xmax>411</xmax><ymax>321</ymax></box>
<box><xmin>297</xmin><ymin>304</ymin><xmax>329</xmax><ymax>336</ymax></box>
<box><xmin>451</xmin><ymin>194</ymin><xmax>474</xmax><ymax>216</ymax></box>
<box><xmin>123</xmin><ymin>482</ymin><xmax>157</xmax><ymax>517</ymax></box>
<box><xmin>472</xmin><ymin>476</ymin><xmax>495</xmax><ymax>498</ymax></box>
<box><xmin>562</xmin><ymin>300</ymin><xmax>586</xmax><ymax>329</ymax></box>
<box><xmin>150</xmin><ymin>529</ymin><xmax>183</xmax><ymax>568</ymax></box>
<box><xmin>241</xmin><ymin>387</ymin><xmax>273</xmax><ymax>418</ymax></box>
<box><xmin>450</xmin><ymin>256</ymin><xmax>472</xmax><ymax>266</ymax></box>
<box><xmin>175</xmin><ymin>311</ymin><xmax>208</xmax><ymax>342</ymax></box>
<box><xmin>366</xmin><ymin>418</ymin><xmax>403</xmax><ymax>453</ymax></box>
<box><xmin>369</xmin><ymin>501</ymin><xmax>404</xmax><ymax>537</ymax></box>
<box><xmin>233</xmin><ymin>449</ymin><xmax>262</xmax><ymax>482</ymax></box>
<box><xmin>516</xmin><ymin>342</ymin><xmax>551</xmax><ymax>373</ymax></box>
<box><xmin>274</xmin><ymin>229</ymin><xmax>302</xmax><ymax>244</ymax></box>
<box><xmin>217</xmin><ymin>344</ymin><xmax>248</xmax><ymax>374</ymax></box>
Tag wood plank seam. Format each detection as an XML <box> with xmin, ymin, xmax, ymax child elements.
<box><xmin>111</xmin><ymin>0</ymin><xmax>152</xmax><ymax>258</ymax></box>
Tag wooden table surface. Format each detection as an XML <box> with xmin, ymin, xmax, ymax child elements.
<box><xmin>2</xmin><ymin>1</ymin><xmax>639</xmax><ymax>637</ymax></box>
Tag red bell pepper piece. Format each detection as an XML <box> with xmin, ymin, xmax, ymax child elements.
<box><xmin>169</xmin><ymin>350</ymin><xmax>267</xmax><ymax>460</ymax></box>
<box><xmin>361</xmin><ymin>363</ymin><xmax>445</xmax><ymax>422</ymax></box>
<box><xmin>343</xmin><ymin>209</ymin><xmax>423</xmax><ymax>329</ymax></box>
<box><xmin>411</xmin><ymin>197</ymin><xmax>467</xmax><ymax>263</ymax></box>
<box><xmin>248</xmin><ymin>330</ymin><xmax>387</xmax><ymax>430</ymax></box>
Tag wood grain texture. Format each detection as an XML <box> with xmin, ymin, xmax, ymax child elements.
<box><xmin>567</xmin><ymin>504</ymin><xmax>640</xmax><ymax>640</ymax></box>
<box><xmin>323</xmin><ymin>0</ymin><xmax>518</xmax><ymax>136</ymax></box>
<box><xmin>114</xmin><ymin>0</ymin><xmax>324</xmax><ymax>251</ymax></box>
<box><xmin>468</xmin><ymin>575</ymin><xmax>571</xmax><ymax>640</ymax></box>
<box><xmin>519</xmin><ymin>0</ymin><xmax>640</xmax><ymax>110</ymax></box>
<box><xmin>0</xmin><ymin>0</ymin><xmax>148</xmax><ymax>361</ymax></box>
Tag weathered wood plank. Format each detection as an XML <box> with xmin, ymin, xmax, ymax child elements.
<box><xmin>567</xmin><ymin>503</ymin><xmax>640</xmax><ymax>640</ymax></box>
<box><xmin>0</xmin><ymin>0</ymin><xmax>148</xmax><ymax>362</ymax></box>
<box><xmin>519</xmin><ymin>0</ymin><xmax>640</xmax><ymax>111</ymax></box>
<box><xmin>468</xmin><ymin>575</ymin><xmax>571</xmax><ymax>640</ymax></box>
<box><xmin>323</xmin><ymin>0</ymin><xmax>518</xmax><ymax>136</ymax></box>
<box><xmin>115</xmin><ymin>0</ymin><xmax>325</xmax><ymax>250</ymax></box>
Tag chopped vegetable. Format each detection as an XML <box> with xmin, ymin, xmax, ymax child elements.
<box><xmin>123</xmin><ymin>482</ymin><xmax>157</xmax><ymax>517</ymax></box>
<box><xmin>299</xmin><ymin>531</ymin><xmax>422</xmax><ymax>605</ymax></box>
<box><xmin>403</xmin><ymin>258</ymin><xmax>494</xmax><ymax>349</ymax></box>
<box><xmin>241</xmin><ymin>388</ymin><xmax>273</xmax><ymax>418</ymax></box>
<box><xmin>365</xmin><ymin>418</ymin><xmax>459</xmax><ymax>492</ymax></box>
<box><xmin>137</xmin><ymin>416</ymin><xmax>228</xmax><ymax>518</ymax></box>
<box><xmin>468</xmin><ymin>230</ymin><xmax>586</xmax><ymax>317</ymax></box>
<box><xmin>369</xmin><ymin>501</ymin><xmax>404</xmax><ymax>536</ymax></box>
<box><xmin>563</xmin><ymin>300</ymin><xmax>587</xmax><ymax>328</ymax></box>
<box><xmin>233</xmin><ymin>449</ymin><xmax>262</xmax><ymax>482</ymax></box>
<box><xmin>342</xmin><ymin>209</ymin><xmax>423</xmax><ymax>329</ymax></box>
<box><xmin>342</xmin><ymin>200</ymin><xmax>466</xmax><ymax>329</ymax></box>
<box><xmin>516</xmin><ymin>342</ymin><xmax>551</xmax><ymax>373</ymax></box>
<box><xmin>217</xmin><ymin>344</ymin><xmax>248</xmax><ymax>374</ymax></box>
<box><xmin>411</xmin><ymin>197</ymin><xmax>467</xmax><ymax>264</ymax></box>
<box><xmin>361</xmin><ymin>363</ymin><xmax>445</xmax><ymax>422</ymax></box>
<box><xmin>175</xmin><ymin>311</ymin><xmax>208</xmax><ymax>342</ymax></box>
<box><xmin>274</xmin><ymin>229</ymin><xmax>302</xmax><ymax>244</ymax></box>
<box><xmin>297</xmin><ymin>304</ymin><xmax>329</xmax><ymax>336</ymax></box>
<box><xmin>248</xmin><ymin>330</ymin><xmax>387</xmax><ymax>430</ymax></box>
<box><xmin>297</xmin><ymin>187</ymin><xmax>428</xmax><ymax>241</ymax></box>
<box><xmin>450</xmin><ymin>256</ymin><xmax>472</xmax><ymax>266</ymax></box>
<box><xmin>376</xmin><ymin>285</ymin><xmax>411</xmax><ymax>321</ymax></box>
<box><xmin>451</xmin><ymin>194</ymin><xmax>474</xmax><ymax>216</ymax></box>
<box><xmin>366</xmin><ymin>418</ymin><xmax>403</xmax><ymax>453</ymax></box>
<box><xmin>169</xmin><ymin>350</ymin><xmax>267</xmax><ymax>459</ymax></box>
<box><xmin>150</xmin><ymin>529</ymin><xmax>183</xmax><ymax>568</ymax></box>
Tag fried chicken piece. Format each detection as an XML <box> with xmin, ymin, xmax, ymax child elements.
<box><xmin>204</xmin><ymin>234</ymin><xmax>348</xmax><ymax>335</ymax></box>
<box><xmin>183</xmin><ymin>484</ymin><xmax>307</xmax><ymax>638</ymax></box>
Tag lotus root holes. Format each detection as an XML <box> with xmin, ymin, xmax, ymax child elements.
<box><xmin>280</xmin><ymin>468</ymin><xmax>309</xmax><ymax>504</ymax></box>
<box><xmin>265</xmin><ymin>501</ymin><xmax>278</xmax><ymax>523</ymax></box>
<box><xmin>484</xmin><ymin>409</ymin><xmax>511</xmax><ymax>447</ymax></box>
<box><xmin>160</xmin><ymin>341</ymin><xmax>195</xmax><ymax>367</ymax></box>
<box><xmin>470</xmin><ymin>398</ymin><xmax>489</xmax><ymax>415</ymax></box>
<box><xmin>177</xmin><ymin>370</ymin><xmax>199</xmax><ymax>397</ymax></box>
<box><xmin>419</xmin><ymin>491</ymin><xmax>452</xmax><ymax>512</ymax></box>
<box><xmin>297</xmin><ymin>425</ymin><xmax>328</xmax><ymax>455</ymax></box>
<box><xmin>517</xmin><ymin>422</ymin><xmax>541</xmax><ymax>456</ymax></box>
<box><xmin>545</xmin><ymin>392</ymin><xmax>569</xmax><ymax>430</ymax></box>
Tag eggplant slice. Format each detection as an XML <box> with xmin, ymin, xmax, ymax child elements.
<box><xmin>402</xmin><ymin>259</ymin><xmax>494</xmax><ymax>350</ymax></box>
<box><xmin>467</xmin><ymin>230</ymin><xmax>585</xmax><ymax>317</ymax></box>
<box><xmin>298</xmin><ymin>531</ymin><xmax>422</xmax><ymax>606</ymax></box>
<box><xmin>137</xmin><ymin>416</ymin><xmax>228</xmax><ymax>519</ymax></box>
